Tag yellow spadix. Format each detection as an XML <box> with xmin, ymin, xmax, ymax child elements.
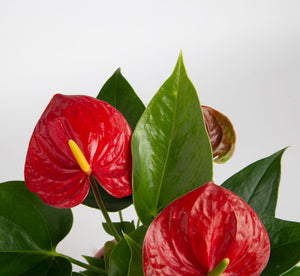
<box><xmin>68</xmin><ymin>139</ymin><xmax>91</xmax><ymax>175</ymax></box>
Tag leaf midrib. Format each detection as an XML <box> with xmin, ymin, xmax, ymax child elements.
<box><xmin>0</xmin><ymin>249</ymin><xmax>56</xmax><ymax>256</ymax></box>
<box><xmin>0</xmin><ymin>215</ymin><xmax>51</xmax><ymax>254</ymax></box>
<box><xmin>151</xmin><ymin>67</ymin><xmax>181</xmax><ymax>216</ymax></box>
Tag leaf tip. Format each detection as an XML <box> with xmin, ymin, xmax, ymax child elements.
<box><xmin>115</xmin><ymin>67</ymin><xmax>121</xmax><ymax>74</ymax></box>
<box><xmin>177</xmin><ymin>50</ymin><xmax>184</xmax><ymax>65</ymax></box>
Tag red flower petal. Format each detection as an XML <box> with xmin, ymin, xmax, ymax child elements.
<box><xmin>25</xmin><ymin>94</ymin><xmax>132</xmax><ymax>208</ymax></box>
<box><xmin>188</xmin><ymin>184</ymin><xmax>237</xmax><ymax>272</ymax></box>
<box><xmin>143</xmin><ymin>182</ymin><xmax>270</xmax><ymax>276</ymax></box>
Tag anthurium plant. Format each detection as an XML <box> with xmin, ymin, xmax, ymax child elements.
<box><xmin>0</xmin><ymin>53</ymin><xmax>299</xmax><ymax>276</ymax></box>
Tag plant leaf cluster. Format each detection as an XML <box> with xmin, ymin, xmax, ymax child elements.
<box><xmin>0</xmin><ymin>54</ymin><xmax>299</xmax><ymax>275</ymax></box>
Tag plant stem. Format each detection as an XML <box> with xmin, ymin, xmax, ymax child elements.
<box><xmin>89</xmin><ymin>176</ymin><xmax>122</xmax><ymax>242</ymax></box>
<box><xmin>57</xmin><ymin>253</ymin><xmax>106</xmax><ymax>274</ymax></box>
<box><xmin>137</xmin><ymin>218</ymin><xmax>141</xmax><ymax>228</ymax></box>
<box><xmin>119</xmin><ymin>210</ymin><xmax>124</xmax><ymax>222</ymax></box>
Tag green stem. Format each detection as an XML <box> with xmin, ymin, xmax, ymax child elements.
<box><xmin>119</xmin><ymin>210</ymin><xmax>124</xmax><ymax>222</ymax></box>
<box><xmin>89</xmin><ymin>176</ymin><xmax>122</xmax><ymax>242</ymax></box>
<box><xmin>57</xmin><ymin>253</ymin><xmax>106</xmax><ymax>274</ymax></box>
<box><xmin>207</xmin><ymin>258</ymin><xmax>230</xmax><ymax>276</ymax></box>
<box><xmin>137</xmin><ymin>218</ymin><xmax>141</xmax><ymax>228</ymax></box>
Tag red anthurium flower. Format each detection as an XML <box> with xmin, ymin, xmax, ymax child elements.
<box><xmin>25</xmin><ymin>94</ymin><xmax>132</xmax><ymax>208</ymax></box>
<box><xmin>143</xmin><ymin>182</ymin><xmax>270</xmax><ymax>276</ymax></box>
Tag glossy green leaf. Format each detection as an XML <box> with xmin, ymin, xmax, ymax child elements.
<box><xmin>222</xmin><ymin>148</ymin><xmax>286</xmax><ymax>217</ymax></box>
<box><xmin>123</xmin><ymin>233</ymin><xmax>143</xmax><ymax>276</ymax></box>
<box><xmin>81</xmin><ymin>255</ymin><xmax>107</xmax><ymax>275</ymax></box>
<box><xmin>82</xmin><ymin>256</ymin><xmax>105</xmax><ymax>270</ymax></box>
<box><xmin>104</xmin><ymin>241</ymin><xmax>117</xmax><ymax>272</ymax></box>
<box><xmin>0</xmin><ymin>181</ymin><xmax>73</xmax><ymax>276</ymax></box>
<box><xmin>73</xmin><ymin>252</ymin><xmax>107</xmax><ymax>275</ymax></box>
<box><xmin>282</xmin><ymin>267</ymin><xmax>300</xmax><ymax>276</ymax></box>
<box><xmin>132</xmin><ymin>53</ymin><xmax>213</xmax><ymax>225</ymax></box>
<box><xmin>102</xmin><ymin>221</ymin><xmax>135</xmax><ymax>237</ymax></box>
<box><xmin>261</xmin><ymin>216</ymin><xmax>300</xmax><ymax>275</ymax></box>
<box><xmin>82</xmin><ymin>179</ymin><xmax>132</xmax><ymax>212</ymax></box>
<box><xmin>97</xmin><ymin>68</ymin><xmax>146</xmax><ymax>131</ymax></box>
<box><xmin>21</xmin><ymin>257</ymin><xmax>72</xmax><ymax>276</ymax></box>
<box><xmin>73</xmin><ymin>271</ymin><xmax>106</xmax><ymax>276</ymax></box>
<box><xmin>108</xmin><ymin>239</ymin><xmax>129</xmax><ymax>276</ymax></box>
<box><xmin>109</xmin><ymin>226</ymin><xmax>147</xmax><ymax>276</ymax></box>
<box><xmin>74</xmin><ymin>255</ymin><xmax>107</xmax><ymax>275</ymax></box>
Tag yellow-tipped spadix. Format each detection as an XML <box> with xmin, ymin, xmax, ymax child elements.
<box><xmin>68</xmin><ymin>139</ymin><xmax>91</xmax><ymax>175</ymax></box>
<box><xmin>207</xmin><ymin>258</ymin><xmax>230</xmax><ymax>276</ymax></box>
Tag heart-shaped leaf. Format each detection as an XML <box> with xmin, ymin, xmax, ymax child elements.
<box><xmin>20</xmin><ymin>257</ymin><xmax>72</xmax><ymax>276</ymax></box>
<box><xmin>97</xmin><ymin>68</ymin><xmax>145</xmax><ymax>131</ymax></box>
<box><xmin>0</xmin><ymin>181</ymin><xmax>73</xmax><ymax>275</ymax></box>
<box><xmin>132</xmin><ymin>52</ymin><xmax>213</xmax><ymax>225</ymax></box>
<box><xmin>261</xmin><ymin>216</ymin><xmax>300</xmax><ymax>276</ymax></box>
<box><xmin>222</xmin><ymin>148</ymin><xmax>286</xmax><ymax>217</ymax></box>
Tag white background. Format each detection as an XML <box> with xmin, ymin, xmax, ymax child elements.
<box><xmin>0</xmin><ymin>0</ymin><xmax>299</xmax><ymax>272</ymax></box>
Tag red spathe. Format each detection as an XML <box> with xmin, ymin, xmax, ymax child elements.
<box><xmin>143</xmin><ymin>182</ymin><xmax>270</xmax><ymax>276</ymax></box>
<box><xmin>25</xmin><ymin>94</ymin><xmax>132</xmax><ymax>208</ymax></box>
